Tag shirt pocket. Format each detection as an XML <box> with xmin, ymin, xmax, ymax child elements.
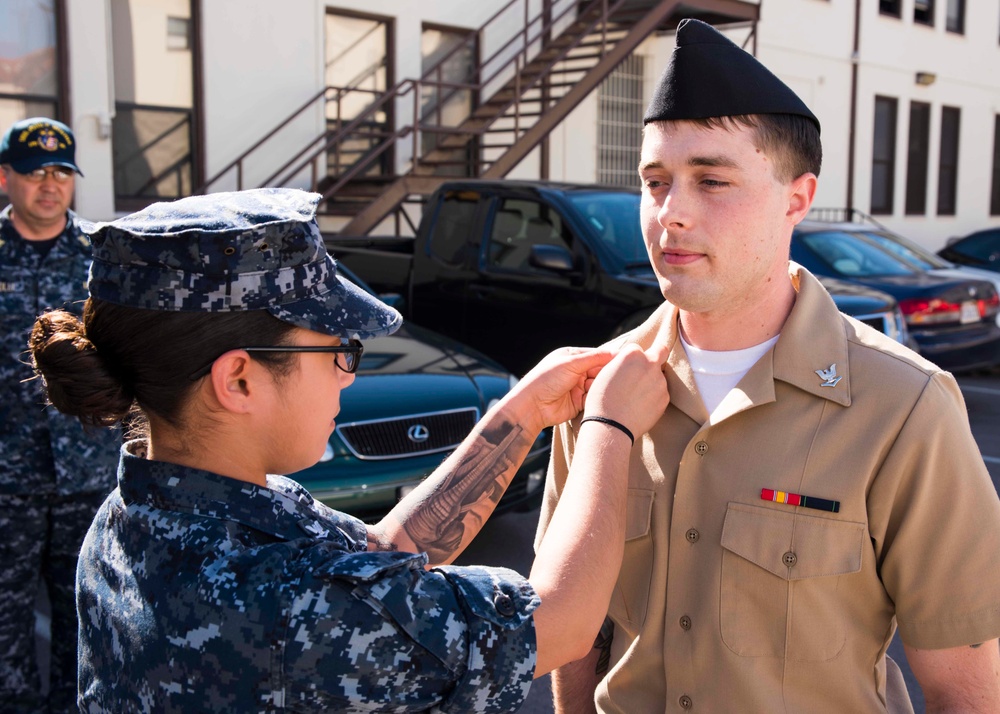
<box><xmin>607</xmin><ymin>488</ymin><xmax>655</xmax><ymax>637</ymax></box>
<box><xmin>719</xmin><ymin>502</ymin><xmax>865</xmax><ymax>662</ymax></box>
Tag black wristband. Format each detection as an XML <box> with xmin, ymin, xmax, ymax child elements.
<box><xmin>580</xmin><ymin>416</ymin><xmax>635</xmax><ymax>446</ymax></box>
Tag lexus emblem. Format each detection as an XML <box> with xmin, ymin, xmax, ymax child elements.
<box><xmin>407</xmin><ymin>424</ymin><xmax>430</xmax><ymax>443</ymax></box>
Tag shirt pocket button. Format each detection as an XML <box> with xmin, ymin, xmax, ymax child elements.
<box><xmin>494</xmin><ymin>592</ymin><xmax>516</xmax><ymax>617</ymax></box>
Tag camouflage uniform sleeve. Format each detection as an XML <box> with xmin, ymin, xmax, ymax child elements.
<box><xmin>282</xmin><ymin>548</ymin><xmax>538</xmax><ymax>712</ymax></box>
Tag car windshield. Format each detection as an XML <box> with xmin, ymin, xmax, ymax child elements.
<box><xmin>951</xmin><ymin>229</ymin><xmax>1000</xmax><ymax>262</ymax></box>
<box><xmin>565</xmin><ymin>191</ymin><xmax>648</xmax><ymax>265</ymax></box>
<box><xmin>799</xmin><ymin>230</ymin><xmax>919</xmax><ymax>277</ymax></box>
<box><xmin>859</xmin><ymin>230</ymin><xmax>951</xmax><ymax>270</ymax></box>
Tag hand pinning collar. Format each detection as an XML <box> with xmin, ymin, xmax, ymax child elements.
<box><xmin>815</xmin><ymin>363</ymin><xmax>842</xmax><ymax>388</ymax></box>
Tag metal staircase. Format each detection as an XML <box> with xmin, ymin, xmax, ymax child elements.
<box><xmin>198</xmin><ymin>0</ymin><xmax>759</xmax><ymax>236</ymax></box>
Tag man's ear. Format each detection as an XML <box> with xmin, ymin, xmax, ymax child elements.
<box><xmin>786</xmin><ymin>172</ymin><xmax>818</xmax><ymax>225</ymax></box>
<box><xmin>0</xmin><ymin>169</ymin><xmax>8</xmax><ymax>192</ymax></box>
<box><xmin>207</xmin><ymin>350</ymin><xmax>255</xmax><ymax>414</ymax></box>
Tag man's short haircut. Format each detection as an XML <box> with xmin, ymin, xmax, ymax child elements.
<box><xmin>685</xmin><ymin>113</ymin><xmax>822</xmax><ymax>183</ymax></box>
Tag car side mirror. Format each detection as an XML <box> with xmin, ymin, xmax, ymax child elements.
<box><xmin>529</xmin><ymin>244</ymin><xmax>575</xmax><ymax>273</ymax></box>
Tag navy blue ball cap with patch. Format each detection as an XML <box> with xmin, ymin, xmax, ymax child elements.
<box><xmin>643</xmin><ymin>18</ymin><xmax>820</xmax><ymax>133</ymax></box>
<box><xmin>84</xmin><ymin>188</ymin><xmax>402</xmax><ymax>340</ymax></box>
<box><xmin>0</xmin><ymin>116</ymin><xmax>84</xmax><ymax>175</ymax></box>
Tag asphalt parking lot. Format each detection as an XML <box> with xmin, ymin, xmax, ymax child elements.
<box><xmin>31</xmin><ymin>372</ymin><xmax>1000</xmax><ymax>711</ymax></box>
<box><xmin>456</xmin><ymin>369</ymin><xmax>1000</xmax><ymax>714</ymax></box>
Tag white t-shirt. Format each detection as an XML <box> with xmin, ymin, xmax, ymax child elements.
<box><xmin>679</xmin><ymin>332</ymin><xmax>780</xmax><ymax>416</ymax></box>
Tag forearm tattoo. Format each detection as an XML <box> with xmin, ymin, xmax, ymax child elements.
<box><xmin>366</xmin><ymin>528</ymin><xmax>398</xmax><ymax>552</ymax></box>
<box><xmin>400</xmin><ymin>420</ymin><xmax>527</xmax><ymax>562</ymax></box>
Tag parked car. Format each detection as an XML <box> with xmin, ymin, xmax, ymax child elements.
<box><xmin>857</xmin><ymin>225</ymin><xmax>1000</xmax><ymax>314</ymax></box>
<box><xmin>287</xmin><ymin>265</ymin><xmax>550</xmax><ymax>520</ymax></box>
<box><xmin>790</xmin><ymin>221</ymin><xmax>1000</xmax><ymax>372</ymax></box>
<box><xmin>814</xmin><ymin>275</ymin><xmax>910</xmax><ymax>347</ymax></box>
<box><xmin>938</xmin><ymin>227</ymin><xmax>1000</xmax><ymax>274</ymax></box>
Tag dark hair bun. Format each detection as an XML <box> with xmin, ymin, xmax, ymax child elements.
<box><xmin>29</xmin><ymin>310</ymin><xmax>132</xmax><ymax>426</ymax></box>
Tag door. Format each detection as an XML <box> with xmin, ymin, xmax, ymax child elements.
<box><xmin>110</xmin><ymin>0</ymin><xmax>198</xmax><ymax>209</ymax></box>
<box><xmin>465</xmin><ymin>194</ymin><xmax>604</xmax><ymax>375</ymax></box>
<box><xmin>325</xmin><ymin>10</ymin><xmax>392</xmax><ymax>179</ymax></box>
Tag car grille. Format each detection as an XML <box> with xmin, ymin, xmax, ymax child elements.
<box><xmin>336</xmin><ymin>407</ymin><xmax>480</xmax><ymax>460</ymax></box>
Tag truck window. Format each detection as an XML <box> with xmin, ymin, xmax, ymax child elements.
<box><xmin>565</xmin><ymin>191</ymin><xmax>645</xmax><ymax>265</ymax></box>
<box><xmin>488</xmin><ymin>198</ymin><xmax>571</xmax><ymax>272</ymax></box>
<box><xmin>429</xmin><ymin>191</ymin><xmax>479</xmax><ymax>266</ymax></box>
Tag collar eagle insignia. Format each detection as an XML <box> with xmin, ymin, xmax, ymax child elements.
<box><xmin>815</xmin><ymin>364</ymin><xmax>842</xmax><ymax>388</ymax></box>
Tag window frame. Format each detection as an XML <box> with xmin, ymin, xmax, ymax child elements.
<box><xmin>945</xmin><ymin>0</ymin><xmax>965</xmax><ymax>33</ymax></box>
<box><xmin>110</xmin><ymin>0</ymin><xmax>203</xmax><ymax>211</ymax></box>
<box><xmin>597</xmin><ymin>53</ymin><xmax>645</xmax><ymax>188</ymax></box>
<box><xmin>937</xmin><ymin>105</ymin><xmax>960</xmax><ymax>216</ymax></box>
<box><xmin>913</xmin><ymin>0</ymin><xmax>935</xmax><ymax>27</ymax></box>
<box><xmin>0</xmin><ymin>0</ymin><xmax>70</xmax><ymax>206</ymax></box>
<box><xmin>990</xmin><ymin>115</ymin><xmax>1000</xmax><ymax>216</ymax></box>
<box><xmin>870</xmin><ymin>95</ymin><xmax>898</xmax><ymax>216</ymax></box>
<box><xmin>905</xmin><ymin>101</ymin><xmax>931</xmax><ymax>215</ymax></box>
<box><xmin>879</xmin><ymin>0</ymin><xmax>902</xmax><ymax>19</ymax></box>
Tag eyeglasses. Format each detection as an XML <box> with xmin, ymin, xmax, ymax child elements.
<box><xmin>16</xmin><ymin>167</ymin><xmax>75</xmax><ymax>183</ymax></box>
<box><xmin>188</xmin><ymin>339</ymin><xmax>364</xmax><ymax>381</ymax></box>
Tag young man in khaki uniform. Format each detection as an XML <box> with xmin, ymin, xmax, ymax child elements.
<box><xmin>534</xmin><ymin>18</ymin><xmax>1000</xmax><ymax>713</ymax></box>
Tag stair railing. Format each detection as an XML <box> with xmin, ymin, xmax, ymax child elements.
<box><xmin>197</xmin><ymin>0</ymin><xmax>619</xmax><ymax>197</ymax></box>
<box><xmin>304</xmin><ymin>0</ymin><xmax>624</xmax><ymax>199</ymax></box>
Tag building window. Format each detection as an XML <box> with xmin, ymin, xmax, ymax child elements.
<box><xmin>0</xmin><ymin>0</ymin><xmax>67</xmax><ymax>204</ymax></box>
<box><xmin>905</xmin><ymin>102</ymin><xmax>930</xmax><ymax>215</ymax></box>
<box><xmin>111</xmin><ymin>0</ymin><xmax>197</xmax><ymax>209</ymax></box>
<box><xmin>871</xmin><ymin>96</ymin><xmax>898</xmax><ymax>215</ymax></box>
<box><xmin>937</xmin><ymin>106</ymin><xmax>960</xmax><ymax>216</ymax></box>
<box><xmin>945</xmin><ymin>0</ymin><xmax>965</xmax><ymax>33</ymax></box>
<box><xmin>914</xmin><ymin>0</ymin><xmax>935</xmax><ymax>26</ymax></box>
<box><xmin>0</xmin><ymin>0</ymin><xmax>64</xmax><ymax>142</ymax></box>
<box><xmin>597</xmin><ymin>53</ymin><xmax>645</xmax><ymax>187</ymax></box>
<box><xmin>166</xmin><ymin>16</ymin><xmax>190</xmax><ymax>50</ymax></box>
<box><xmin>325</xmin><ymin>11</ymin><xmax>393</xmax><ymax>178</ymax></box>
<box><xmin>991</xmin><ymin>115</ymin><xmax>1000</xmax><ymax>215</ymax></box>
<box><xmin>421</xmin><ymin>23</ymin><xmax>477</xmax><ymax>176</ymax></box>
<box><xmin>879</xmin><ymin>0</ymin><xmax>902</xmax><ymax>18</ymax></box>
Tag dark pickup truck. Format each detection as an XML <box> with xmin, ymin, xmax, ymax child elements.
<box><xmin>328</xmin><ymin>179</ymin><xmax>907</xmax><ymax>376</ymax></box>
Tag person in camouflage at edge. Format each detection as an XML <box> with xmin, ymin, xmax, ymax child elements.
<box><xmin>0</xmin><ymin>117</ymin><xmax>121</xmax><ymax>713</ymax></box>
<box><xmin>27</xmin><ymin>187</ymin><xmax>670</xmax><ymax>712</ymax></box>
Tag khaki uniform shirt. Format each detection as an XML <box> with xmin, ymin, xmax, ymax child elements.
<box><xmin>536</xmin><ymin>265</ymin><xmax>1000</xmax><ymax>713</ymax></box>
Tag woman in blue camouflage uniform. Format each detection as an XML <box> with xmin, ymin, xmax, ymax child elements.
<box><xmin>27</xmin><ymin>188</ymin><xmax>670</xmax><ymax>713</ymax></box>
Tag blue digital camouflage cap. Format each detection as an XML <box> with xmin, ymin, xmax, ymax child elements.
<box><xmin>85</xmin><ymin>188</ymin><xmax>402</xmax><ymax>339</ymax></box>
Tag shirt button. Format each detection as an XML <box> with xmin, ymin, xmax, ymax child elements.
<box><xmin>783</xmin><ymin>551</ymin><xmax>798</xmax><ymax>567</ymax></box>
<box><xmin>679</xmin><ymin>615</ymin><xmax>692</xmax><ymax>630</ymax></box>
<box><xmin>685</xmin><ymin>528</ymin><xmax>700</xmax><ymax>543</ymax></box>
<box><xmin>679</xmin><ymin>694</ymin><xmax>693</xmax><ymax>709</ymax></box>
<box><xmin>694</xmin><ymin>441</ymin><xmax>709</xmax><ymax>455</ymax></box>
<box><xmin>494</xmin><ymin>592</ymin><xmax>516</xmax><ymax>617</ymax></box>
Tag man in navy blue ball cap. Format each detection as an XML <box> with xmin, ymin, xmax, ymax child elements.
<box><xmin>0</xmin><ymin>116</ymin><xmax>121</xmax><ymax>712</ymax></box>
<box><xmin>0</xmin><ymin>117</ymin><xmax>83</xmax><ymax>241</ymax></box>
<box><xmin>537</xmin><ymin>18</ymin><xmax>1000</xmax><ymax>713</ymax></box>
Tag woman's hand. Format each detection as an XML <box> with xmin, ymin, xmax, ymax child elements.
<box><xmin>503</xmin><ymin>347</ymin><xmax>617</xmax><ymax>434</ymax></box>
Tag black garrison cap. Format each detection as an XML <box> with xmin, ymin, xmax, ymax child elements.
<box><xmin>643</xmin><ymin>18</ymin><xmax>820</xmax><ymax>134</ymax></box>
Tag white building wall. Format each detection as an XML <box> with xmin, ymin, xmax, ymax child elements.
<box><xmin>199</xmin><ymin>1</ymin><xmax>324</xmax><ymax>192</ymax></box>
<box><xmin>53</xmin><ymin>0</ymin><xmax>1000</xmax><ymax>247</ymax></box>
<box><xmin>757</xmin><ymin>0</ymin><xmax>1000</xmax><ymax>250</ymax></box>
<box><xmin>65</xmin><ymin>0</ymin><xmax>117</xmax><ymax>220</ymax></box>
